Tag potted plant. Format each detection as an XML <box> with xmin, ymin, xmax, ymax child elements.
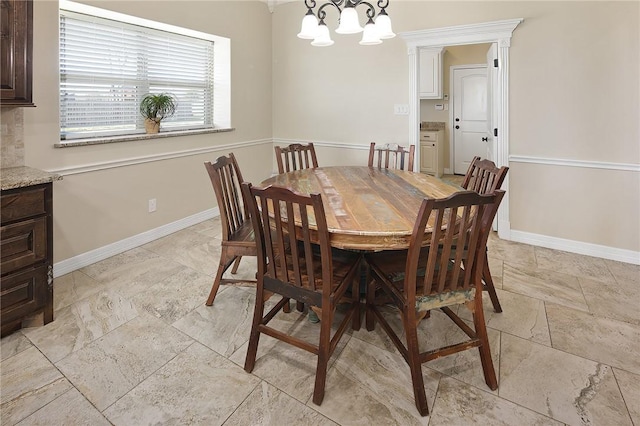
<box><xmin>139</xmin><ymin>93</ymin><xmax>177</xmax><ymax>134</ymax></box>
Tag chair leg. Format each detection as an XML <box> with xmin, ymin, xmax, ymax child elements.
<box><xmin>472</xmin><ymin>299</ymin><xmax>498</xmax><ymax>391</ymax></box>
<box><xmin>206</xmin><ymin>251</ymin><xmax>230</xmax><ymax>306</ymax></box>
<box><xmin>483</xmin><ymin>252</ymin><xmax>502</xmax><ymax>313</ymax></box>
<box><xmin>312</xmin><ymin>306</ymin><xmax>332</xmax><ymax>405</ymax></box>
<box><xmin>231</xmin><ymin>256</ymin><xmax>242</xmax><ymax>274</ymax></box>
<box><xmin>403</xmin><ymin>309</ymin><xmax>429</xmax><ymax>416</ymax></box>
<box><xmin>244</xmin><ymin>285</ymin><xmax>266</xmax><ymax>373</ymax></box>
<box><xmin>296</xmin><ymin>301</ymin><xmax>305</xmax><ymax>312</ymax></box>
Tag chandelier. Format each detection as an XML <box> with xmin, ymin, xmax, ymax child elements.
<box><xmin>297</xmin><ymin>0</ymin><xmax>395</xmax><ymax>47</ymax></box>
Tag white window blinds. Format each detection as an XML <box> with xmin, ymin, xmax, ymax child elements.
<box><xmin>59</xmin><ymin>9</ymin><xmax>214</xmax><ymax>140</ymax></box>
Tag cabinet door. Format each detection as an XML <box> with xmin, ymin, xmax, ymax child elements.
<box><xmin>1</xmin><ymin>217</ymin><xmax>47</xmax><ymax>274</ymax></box>
<box><xmin>0</xmin><ymin>0</ymin><xmax>34</xmax><ymax>106</ymax></box>
<box><xmin>0</xmin><ymin>265</ymin><xmax>47</xmax><ymax>326</ymax></box>
<box><xmin>420</xmin><ymin>143</ymin><xmax>437</xmax><ymax>174</ymax></box>
<box><xmin>419</xmin><ymin>48</ymin><xmax>443</xmax><ymax>99</ymax></box>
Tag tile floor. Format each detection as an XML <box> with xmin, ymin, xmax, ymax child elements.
<box><xmin>2</xmin><ymin>216</ymin><xmax>639</xmax><ymax>425</ymax></box>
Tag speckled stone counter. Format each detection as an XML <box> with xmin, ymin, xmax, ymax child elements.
<box><xmin>1</xmin><ymin>166</ymin><xmax>62</xmax><ymax>190</ymax></box>
<box><xmin>420</xmin><ymin>121</ymin><xmax>446</xmax><ymax>131</ymax></box>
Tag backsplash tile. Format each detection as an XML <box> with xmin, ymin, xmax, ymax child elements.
<box><xmin>1</xmin><ymin>108</ymin><xmax>25</xmax><ymax>168</ymax></box>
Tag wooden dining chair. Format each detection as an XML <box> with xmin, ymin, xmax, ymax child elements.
<box><xmin>368</xmin><ymin>142</ymin><xmax>415</xmax><ymax>171</ymax></box>
<box><xmin>365</xmin><ymin>189</ymin><xmax>505</xmax><ymax>416</ymax></box>
<box><xmin>275</xmin><ymin>143</ymin><xmax>319</xmax><ymax>173</ymax></box>
<box><xmin>241</xmin><ymin>182</ymin><xmax>361</xmax><ymax>406</ymax></box>
<box><xmin>461</xmin><ymin>156</ymin><xmax>509</xmax><ymax>312</ymax></box>
<box><xmin>203</xmin><ymin>153</ymin><xmax>257</xmax><ymax>306</ymax></box>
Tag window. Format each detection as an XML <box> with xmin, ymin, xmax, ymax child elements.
<box><xmin>59</xmin><ymin>1</ymin><xmax>230</xmax><ymax>141</ymax></box>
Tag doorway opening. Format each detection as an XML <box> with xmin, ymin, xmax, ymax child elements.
<box><xmin>400</xmin><ymin>19</ymin><xmax>522</xmax><ymax>239</ymax></box>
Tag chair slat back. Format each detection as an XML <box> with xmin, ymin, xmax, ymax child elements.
<box><xmin>461</xmin><ymin>156</ymin><xmax>509</xmax><ymax>194</ymax></box>
<box><xmin>368</xmin><ymin>142</ymin><xmax>415</xmax><ymax>171</ymax></box>
<box><xmin>242</xmin><ymin>183</ymin><xmax>332</xmax><ymax>294</ymax></box>
<box><xmin>204</xmin><ymin>153</ymin><xmax>248</xmax><ymax>242</ymax></box>
<box><xmin>406</xmin><ymin>190</ymin><xmax>505</xmax><ymax>300</ymax></box>
<box><xmin>275</xmin><ymin>143</ymin><xmax>319</xmax><ymax>174</ymax></box>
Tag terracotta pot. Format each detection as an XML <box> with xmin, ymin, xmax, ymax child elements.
<box><xmin>144</xmin><ymin>119</ymin><xmax>160</xmax><ymax>134</ymax></box>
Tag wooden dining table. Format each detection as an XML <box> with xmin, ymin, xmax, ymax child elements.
<box><xmin>258</xmin><ymin>166</ymin><xmax>463</xmax><ymax>251</ymax></box>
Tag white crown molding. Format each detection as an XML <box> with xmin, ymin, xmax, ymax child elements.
<box><xmin>53</xmin><ymin>207</ymin><xmax>220</xmax><ymax>277</ymax></box>
<box><xmin>46</xmin><ymin>139</ymin><xmax>272</xmax><ymax>176</ymax></box>
<box><xmin>400</xmin><ymin>18</ymin><xmax>524</xmax><ymax>48</ymax></box>
<box><xmin>264</xmin><ymin>0</ymin><xmax>296</xmax><ymax>13</ymax></box>
<box><xmin>509</xmin><ymin>155</ymin><xmax>640</xmax><ymax>172</ymax></box>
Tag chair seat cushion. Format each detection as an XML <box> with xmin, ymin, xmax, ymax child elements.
<box><xmin>415</xmin><ymin>288</ymin><xmax>475</xmax><ymax>311</ymax></box>
<box><xmin>367</xmin><ymin>248</ymin><xmax>475</xmax><ymax>311</ymax></box>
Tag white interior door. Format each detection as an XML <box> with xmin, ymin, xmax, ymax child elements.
<box><xmin>486</xmin><ymin>43</ymin><xmax>498</xmax><ymax>163</ymax></box>
<box><xmin>452</xmin><ymin>66</ymin><xmax>488</xmax><ymax>174</ymax></box>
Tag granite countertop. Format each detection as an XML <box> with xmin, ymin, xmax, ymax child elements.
<box><xmin>1</xmin><ymin>166</ymin><xmax>63</xmax><ymax>190</ymax></box>
<box><xmin>420</xmin><ymin>121</ymin><xmax>446</xmax><ymax>131</ymax></box>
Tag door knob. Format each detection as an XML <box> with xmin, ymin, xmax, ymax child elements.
<box><xmin>455</xmin><ymin>125</ymin><xmax>460</xmax><ymax>129</ymax></box>
<box><xmin>455</xmin><ymin>118</ymin><xmax>460</xmax><ymax>122</ymax></box>
<box><xmin>482</xmin><ymin>137</ymin><xmax>488</xmax><ymax>142</ymax></box>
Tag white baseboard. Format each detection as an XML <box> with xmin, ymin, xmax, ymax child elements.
<box><xmin>53</xmin><ymin>205</ymin><xmax>639</xmax><ymax>279</ymax></box>
<box><xmin>53</xmin><ymin>207</ymin><xmax>220</xmax><ymax>278</ymax></box>
<box><xmin>510</xmin><ymin>229</ymin><xmax>640</xmax><ymax>265</ymax></box>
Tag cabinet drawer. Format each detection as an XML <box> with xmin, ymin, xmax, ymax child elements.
<box><xmin>1</xmin><ymin>187</ymin><xmax>46</xmax><ymax>223</ymax></box>
<box><xmin>420</xmin><ymin>132</ymin><xmax>438</xmax><ymax>142</ymax></box>
<box><xmin>1</xmin><ymin>265</ymin><xmax>47</xmax><ymax>324</ymax></box>
<box><xmin>1</xmin><ymin>217</ymin><xmax>47</xmax><ymax>274</ymax></box>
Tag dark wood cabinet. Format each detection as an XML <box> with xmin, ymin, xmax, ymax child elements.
<box><xmin>1</xmin><ymin>183</ymin><xmax>53</xmax><ymax>336</ymax></box>
<box><xmin>0</xmin><ymin>0</ymin><xmax>34</xmax><ymax>107</ymax></box>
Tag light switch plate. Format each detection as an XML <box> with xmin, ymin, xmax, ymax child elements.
<box><xmin>394</xmin><ymin>104</ymin><xmax>409</xmax><ymax>115</ymax></box>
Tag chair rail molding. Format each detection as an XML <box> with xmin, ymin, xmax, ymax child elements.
<box><xmin>509</xmin><ymin>155</ymin><xmax>640</xmax><ymax>172</ymax></box>
<box><xmin>400</xmin><ymin>18</ymin><xmax>523</xmax><ymax>241</ymax></box>
<box><xmin>46</xmin><ymin>138</ymin><xmax>272</xmax><ymax>176</ymax></box>
<box><xmin>275</xmin><ymin>138</ymin><xmax>638</xmax><ymax>264</ymax></box>
<box><xmin>273</xmin><ymin>138</ymin><xmax>370</xmax><ymax>151</ymax></box>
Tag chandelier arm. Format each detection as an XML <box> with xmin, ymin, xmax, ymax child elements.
<box><xmin>303</xmin><ymin>0</ymin><xmax>317</xmax><ymax>11</ymax></box>
<box><xmin>377</xmin><ymin>0</ymin><xmax>390</xmax><ymax>11</ymax></box>
<box><xmin>355</xmin><ymin>1</ymin><xmax>377</xmax><ymax>19</ymax></box>
<box><xmin>317</xmin><ymin>1</ymin><xmax>343</xmax><ymax>20</ymax></box>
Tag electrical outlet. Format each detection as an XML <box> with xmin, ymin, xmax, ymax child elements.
<box><xmin>148</xmin><ymin>198</ymin><xmax>157</xmax><ymax>213</ymax></box>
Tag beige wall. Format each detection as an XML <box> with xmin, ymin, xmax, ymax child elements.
<box><xmin>273</xmin><ymin>1</ymin><xmax>640</xmax><ymax>253</ymax></box>
<box><xmin>16</xmin><ymin>0</ymin><xmax>640</xmax><ymax>265</ymax></box>
<box><xmin>25</xmin><ymin>1</ymin><xmax>274</xmax><ymax>262</ymax></box>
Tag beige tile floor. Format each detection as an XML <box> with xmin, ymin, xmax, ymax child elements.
<box><xmin>2</xmin><ymin>216</ymin><xmax>639</xmax><ymax>425</ymax></box>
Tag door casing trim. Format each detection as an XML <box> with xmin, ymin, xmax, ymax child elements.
<box><xmin>400</xmin><ymin>18</ymin><xmax>523</xmax><ymax>239</ymax></box>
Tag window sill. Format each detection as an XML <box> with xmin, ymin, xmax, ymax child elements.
<box><xmin>54</xmin><ymin>127</ymin><xmax>235</xmax><ymax>148</ymax></box>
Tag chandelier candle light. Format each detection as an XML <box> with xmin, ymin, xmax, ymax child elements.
<box><xmin>298</xmin><ymin>0</ymin><xmax>395</xmax><ymax>46</ymax></box>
